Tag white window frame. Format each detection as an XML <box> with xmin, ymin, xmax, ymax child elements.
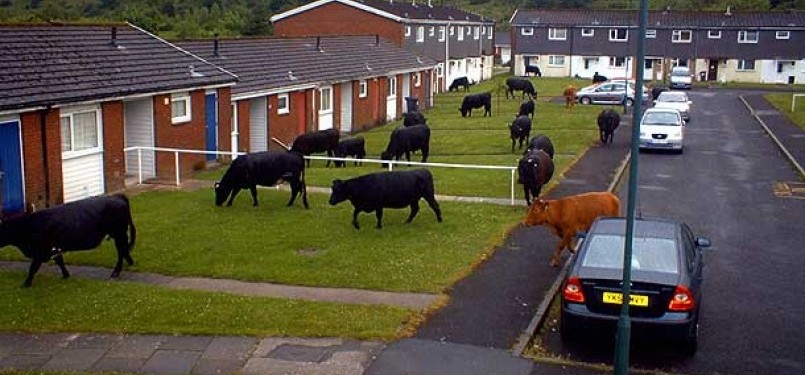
<box><xmin>581</xmin><ymin>28</ymin><xmax>594</xmax><ymax>37</ymax></box>
<box><xmin>405</xmin><ymin>26</ymin><xmax>411</xmax><ymax>37</ymax></box>
<box><xmin>738</xmin><ymin>30</ymin><xmax>759</xmax><ymax>43</ymax></box>
<box><xmin>473</xmin><ymin>26</ymin><xmax>480</xmax><ymax>40</ymax></box>
<box><xmin>277</xmin><ymin>93</ymin><xmax>289</xmax><ymax>115</ymax></box>
<box><xmin>438</xmin><ymin>26</ymin><xmax>445</xmax><ymax>42</ymax></box>
<box><xmin>359</xmin><ymin>80</ymin><xmax>368</xmax><ymax>98</ymax></box>
<box><xmin>170</xmin><ymin>92</ymin><xmax>192</xmax><ymax>124</ymax></box>
<box><xmin>609</xmin><ymin>28</ymin><xmax>628</xmax><ymax>42</ymax></box>
<box><xmin>436</xmin><ymin>63</ymin><xmax>444</xmax><ymax>78</ymax></box>
<box><xmin>672</xmin><ymin>30</ymin><xmax>692</xmax><ymax>43</ymax></box>
<box><xmin>416</xmin><ymin>26</ymin><xmax>424</xmax><ymax>43</ymax></box>
<box><xmin>450</xmin><ymin>26</ymin><xmax>454</xmax><ymax>36</ymax></box>
<box><xmin>487</xmin><ymin>26</ymin><xmax>493</xmax><ymax>39</ymax></box>
<box><xmin>458</xmin><ymin>26</ymin><xmax>464</xmax><ymax>41</ymax></box>
<box><xmin>548</xmin><ymin>28</ymin><xmax>567</xmax><ymax>41</ymax></box>
<box><xmin>609</xmin><ymin>57</ymin><xmax>626</xmax><ymax>68</ymax></box>
<box><xmin>429</xmin><ymin>26</ymin><xmax>435</xmax><ymax>37</ymax></box>
<box><xmin>521</xmin><ymin>27</ymin><xmax>534</xmax><ymax>36</ymax></box>
<box><xmin>776</xmin><ymin>31</ymin><xmax>790</xmax><ymax>40</ymax></box>
<box><xmin>387</xmin><ymin>76</ymin><xmax>397</xmax><ymax>98</ymax></box>
<box><xmin>708</xmin><ymin>30</ymin><xmax>721</xmax><ymax>39</ymax></box>
<box><xmin>737</xmin><ymin>59</ymin><xmax>756</xmax><ymax>71</ymax></box>
<box><xmin>481</xmin><ymin>26</ymin><xmax>486</xmax><ymax>35</ymax></box>
<box><xmin>414</xmin><ymin>72</ymin><xmax>421</xmax><ymax>87</ymax></box>
<box><xmin>319</xmin><ymin>86</ymin><xmax>332</xmax><ymax>113</ymax></box>
<box><xmin>60</xmin><ymin>106</ymin><xmax>102</xmax><ymax>157</ymax></box>
<box><xmin>548</xmin><ymin>55</ymin><xmax>565</xmax><ymax>66</ymax></box>
<box><xmin>646</xmin><ymin>29</ymin><xmax>656</xmax><ymax>38</ymax></box>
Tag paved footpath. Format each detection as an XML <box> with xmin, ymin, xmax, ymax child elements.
<box><xmin>742</xmin><ymin>93</ymin><xmax>805</xmax><ymax>178</ymax></box>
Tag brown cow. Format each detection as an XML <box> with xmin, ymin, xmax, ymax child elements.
<box><xmin>523</xmin><ymin>192</ymin><xmax>621</xmax><ymax>267</ymax></box>
<box><xmin>563</xmin><ymin>85</ymin><xmax>577</xmax><ymax>109</ymax></box>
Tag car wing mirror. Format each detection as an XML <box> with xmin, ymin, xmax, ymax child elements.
<box><xmin>695</xmin><ymin>237</ymin><xmax>711</xmax><ymax>249</ymax></box>
<box><xmin>575</xmin><ymin>231</ymin><xmax>587</xmax><ymax>240</ymax></box>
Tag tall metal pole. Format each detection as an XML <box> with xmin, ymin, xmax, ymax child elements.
<box><xmin>613</xmin><ymin>0</ymin><xmax>648</xmax><ymax>373</ymax></box>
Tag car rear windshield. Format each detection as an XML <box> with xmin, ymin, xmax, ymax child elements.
<box><xmin>671</xmin><ymin>69</ymin><xmax>690</xmax><ymax>77</ymax></box>
<box><xmin>581</xmin><ymin>234</ymin><xmax>679</xmax><ymax>274</ymax></box>
<box><xmin>643</xmin><ymin>112</ymin><xmax>681</xmax><ymax>125</ymax></box>
<box><xmin>658</xmin><ymin>93</ymin><xmax>687</xmax><ymax>102</ymax></box>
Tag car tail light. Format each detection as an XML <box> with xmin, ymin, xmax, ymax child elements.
<box><xmin>563</xmin><ymin>276</ymin><xmax>585</xmax><ymax>303</ymax></box>
<box><xmin>668</xmin><ymin>285</ymin><xmax>695</xmax><ymax>311</ymax></box>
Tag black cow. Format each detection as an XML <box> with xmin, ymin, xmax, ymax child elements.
<box><xmin>459</xmin><ymin>92</ymin><xmax>492</xmax><ymax>117</ymax></box>
<box><xmin>651</xmin><ymin>86</ymin><xmax>667</xmax><ymax>102</ymax></box>
<box><xmin>597</xmin><ymin>109</ymin><xmax>621</xmax><ymax>145</ymax></box>
<box><xmin>518</xmin><ymin>99</ymin><xmax>535</xmax><ymax>119</ymax></box>
<box><xmin>0</xmin><ymin>194</ymin><xmax>136</xmax><ymax>287</ymax></box>
<box><xmin>505</xmin><ymin>77</ymin><xmax>537</xmax><ymax>100</ymax></box>
<box><xmin>214</xmin><ymin>151</ymin><xmax>308</xmax><ymax>208</ymax></box>
<box><xmin>448</xmin><ymin>76</ymin><xmax>472</xmax><ymax>92</ymax></box>
<box><xmin>526</xmin><ymin>134</ymin><xmax>555</xmax><ymax>159</ymax></box>
<box><xmin>525</xmin><ymin>65</ymin><xmax>542</xmax><ymax>77</ymax></box>
<box><xmin>403</xmin><ymin>111</ymin><xmax>427</xmax><ymax>127</ymax></box>
<box><xmin>328</xmin><ymin>169</ymin><xmax>442</xmax><ymax>229</ymax></box>
<box><xmin>290</xmin><ymin>128</ymin><xmax>340</xmax><ymax>167</ymax></box>
<box><xmin>518</xmin><ymin>149</ymin><xmax>554</xmax><ymax>206</ymax></box>
<box><xmin>333</xmin><ymin>137</ymin><xmax>366</xmax><ymax>168</ymax></box>
<box><xmin>381</xmin><ymin>125</ymin><xmax>430</xmax><ymax>166</ymax></box>
<box><xmin>509</xmin><ymin>115</ymin><xmax>532</xmax><ymax>153</ymax></box>
<box><xmin>592</xmin><ymin>72</ymin><xmax>608</xmax><ymax>84</ymax></box>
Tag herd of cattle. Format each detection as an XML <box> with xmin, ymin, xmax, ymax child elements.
<box><xmin>0</xmin><ymin>76</ymin><xmax>626</xmax><ymax>286</ymax></box>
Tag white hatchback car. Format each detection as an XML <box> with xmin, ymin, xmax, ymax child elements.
<box><xmin>654</xmin><ymin>91</ymin><xmax>692</xmax><ymax>122</ymax></box>
<box><xmin>639</xmin><ymin>108</ymin><xmax>685</xmax><ymax>152</ymax></box>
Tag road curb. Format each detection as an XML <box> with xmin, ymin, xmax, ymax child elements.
<box><xmin>511</xmin><ymin>150</ymin><xmax>632</xmax><ymax>356</ymax></box>
<box><xmin>738</xmin><ymin>95</ymin><xmax>805</xmax><ymax>179</ymax></box>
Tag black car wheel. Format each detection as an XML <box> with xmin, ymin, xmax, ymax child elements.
<box><xmin>579</xmin><ymin>97</ymin><xmax>592</xmax><ymax>105</ymax></box>
<box><xmin>682</xmin><ymin>314</ymin><xmax>699</xmax><ymax>356</ymax></box>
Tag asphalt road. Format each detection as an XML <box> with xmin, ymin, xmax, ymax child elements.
<box><xmin>541</xmin><ymin>90</ymin><xmax>805</xmax><ymax>374</ymax></box>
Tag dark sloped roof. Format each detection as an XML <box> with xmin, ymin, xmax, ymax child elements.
<box><xmin>511</xmin><ymin>9</ymin><xmax>805</xmax><ymax>28</ymax></box>
<box><xmin>177</xmin><ymin>36</ymin><xmax>436</xmax><ymax>98</ymax></box>
<box><xmin>495</xmin><ymin>32</ymin><xmax>511</xmax><ymax>46</ymax></box>
<box><xmin>0</xmin><ymin>23</ymin><xmax>238</xmax><ymax>112</ymax></box>
<box><xmin>361</xmin><ymin>0</ymin><xmax>490</xmax><ymax>23</ymax></box>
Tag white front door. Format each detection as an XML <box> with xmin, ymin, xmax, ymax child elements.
<box><xmin>401</xmin><ymin>74</ymin><xmax>411</xmax><ymax>113</ymax></box>
<box><xmin>386</xmin><ymin>76</ymin><xmax>397</xmax><ymax>121</ymax></box>
<box><xmin>318</xmin><ymin>86</ymin><xmax>333</xmax><ymax>130</ymax></box>
<box><xmin>124</xmin><ymin>98</ymin><xmax>155</xmax><ymax>179</ymax></box>
<box><xmin>61</xmin><ymin>105</ymin><xmax>104</xmax><ymax>202</ymax></box>
<box><xmin>340</xmin><ymin>83</ymin><xmax>353</xmax><ymax>133</ymax></box>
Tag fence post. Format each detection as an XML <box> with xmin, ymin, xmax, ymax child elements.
<box><xmin>510</xmin><ymin>168</ymin><xmax>516</xmax><ymax>206</ymax></box>
<box><xmin>137</xmin><ymin>148</ymin><xmax>143</xmax><ymax>185</ymax></box>
<box><xmin>174</xmin><ymin>151</ymin><xmax>180</xmax><ymax>186</ymax></box>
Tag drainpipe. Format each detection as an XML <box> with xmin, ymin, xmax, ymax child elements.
<box><xmin>231</xmin><ymin>102</ymin><xmax>238</xmax><ymax>159</ymax></box>
<box><xmin>444</xmin><ymin>22</ymin><xmax>450</xmax><ymax>92</ymax></box>
<box><xmin>39</xmin><ymin>109</ymin><xmax>51</xmax><ymax>208</ymax></box>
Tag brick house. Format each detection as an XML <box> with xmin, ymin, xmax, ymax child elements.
<box><xmin>178</xmin><ymin>35</ymin><xmax>435</xmax><ymax>151</ymax></box>
<box><xmin>270</xmin><ymin>0</ymin><xmax>495</xmax><ymax>94</ymax></box>
<box><xmin>0</xmin><ymin>23</ymin><xmax>237</xmax><ymax>217</ymax></box>
<box><xmin>510</xmin><ymin>9</ymin><xmax>805</xmax><ymax>84</ymax></box>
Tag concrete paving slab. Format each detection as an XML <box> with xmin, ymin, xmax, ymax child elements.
<box><xmin>267</xmin><ymin>344</ymin><xmax>333</xmax><ymax>363</ymax></box>
<box><xmin>0</xmin><ymin>354</ymin><xmax>50</xmax><ymax>370</ymax></box>
<box><xmin>0</xmin><ymin>333</ymin><xmax>29</xmax><ymax>360</ymax></box>
<box><xmin>40</xmin><ymin>348</ymin><xmax>106</xmax><ymax>371</ymax></box>
<box><xmin>91</xmin><ymin>357</ymin><xmax>146</xmax><ymax>373</ymax></box>
<box><xmin>253</xmin><ymin>338</ymin><xmax>343</xmax><ymax>357</ymax></box>
<box><xmin>12</xmin><ymin>333</ymin><xmax>72</xmax><ymax>356</ymax></box>
<box><xmin>66</xmin><ymin>334</ymin><xmax>121</xmax><ymax>349</ymax></box>
<box><xmin>105</xmin><ymin>334</ymin><xmax>164</xmax><ymax>359</ymax></box>
<box><xmin>140</xmin><ymin>349</ymin><xmax>201</xmax><ymax>375</ymax></box>
<box><xmin>201</xmin><ymin>337</ymin><xmax>258</xmax><ymax>360</ymax></box>
<box><xmin>159</xmin><ymin>335</ymin><xmax>213</xmax><ymax>351</ymax></box>
<box><xmin>192</xmin><ymin>358</ymin><xmax>247</xmax><ymax>375</ymax></box>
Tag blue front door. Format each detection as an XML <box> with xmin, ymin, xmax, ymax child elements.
<box><xmin>0</xmin><ymin>120</ymin><xmax>25</xmax><ymax>216</ymax></box>
<box><xmin>205</xmin><ymin>93</ymin><xmax>218</xmax><ymax>161</ymax></box>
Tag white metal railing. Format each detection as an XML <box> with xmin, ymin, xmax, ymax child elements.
<box><xmin>123</xmin><ymin>146</ymin><xmax>519</xmax><ymax>205</ymax></box>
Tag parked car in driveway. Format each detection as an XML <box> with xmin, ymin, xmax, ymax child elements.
<box><xmin>576</xmin><ymin>81</ymin><xmax>649</xmax><ymax>107</ymax></box>
<box><xmin>670</xmin><ymin>66</ymin><xmax>693</xmax><ymax>89</ymax></box>
<box><xmin>560</xmin><ymin>217</ymin><xmax>712</xmax><ymax>355</ymax></box>
<box><xmin>653</xmin><ymin>91</ymin><xmax>692</xmax><ymax>122</ymax></box>
<box><xmin>639</xmin><ymin>108</ymin><xmax>685</xmax><ymax>152</ymax></box>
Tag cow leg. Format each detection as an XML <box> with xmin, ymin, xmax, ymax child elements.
<box><xmin>287</xmin><ymin>180</ymin><xmax>299</xmax><ymax>206</ymax></box>
<box><xmin>352</xmin><ymin>209</ymin><xmax>361</xmax><ymax>230</ymax></box>
<box><xmin>551</xmin><ymin>235</ymin><xmax>573</xmax><ymax>267</ymax></box>
<box><xmin>421</xmin><ymin>146</ymin><xmax>429</xmax><ymax>163</ymax></box>
<box><xmin>249</xmin><ymin>185</ymin><xmax>259</xmax><ymax>207</ymax></box>
<box><xmin>226</xmin><ymin>188</ymin><xmax>241</xmax><ymax>206</ymax></box>
<box><xmin>113</xmin><ymin>233</ymin><xmax>134</xmax><ymax>266</ymax></box>
<box><xmin>424</xmin><ymin>196</ymin><xmax>443</xmax><ymax>222</ymax></box>
<box><xmin>23</xmin><ymin>258</ymin><xmax>45</xmax><ymax>287</ymax></box>
<box><xmin>53</xmin><ymin>254</ymin><xmax>70</xmax><ymax>279</ymax></box>
<box><xmin>511</xmin><ymin>138</ymin><xmax>516</xmax><ymax>153</ymax></box>
<box><xmin>405</xmin><ymin>202</ymin><xmax>420</xmax><ymax>223</ymax></box>
<box><xmin>523</xmin><ymin>185</ymin><xmax>532</xmax><ymax>206</ymax></box>
<box><xmin>375</xmin><ymin>208</ymin><xmax>384</xmax><ymax>229</ymax></box>
<box><xmin>326</xmin><ymin>150</ymin><xmax>333</xmax><ymax>168</ymax></box>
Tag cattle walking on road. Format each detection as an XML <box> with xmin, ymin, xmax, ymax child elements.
<box><xmin>290</xmin><ymin>128</ymin><xmax>340</xmax><ymax>167</ymax></box>
<box><xmin>0</xmin><ymin>194</ymin><xmax>136</xmax><ymax>287</ymax></box>
<box><xmin>459</xmin><ymin>92</ymin><xmax>492</xmax><ymax>117</ymax></box>
<box><xmin>597</xmin><ymin>109</ymin><xmax>621</xmax><ymax>145</ymax></box>
<box><xmin>329</xmin><ymin>169</ymin><xmax>443</xmax><ymax>229</ymax></box>
<box><xmin>215</xmin><ymin>151</ymin><xmax>308</xmax><ymax>209</ymax></box>
<box><xmin>509</xmin><ymin>115</ymin><xmax>532</xmax><ymax>153</ymax></box>
<box><xmin>523</xmin><ymin>192</ymin><xmax>621</xmax><ymax>266</ymax></box>
<box><xmin>518</xmin><ymin>149</ymin><xmax>554</xmax><ymax>206</ymax></box>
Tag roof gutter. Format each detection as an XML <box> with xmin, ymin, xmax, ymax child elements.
<box><xmin>46</xmin><ymin>83</ymin><xmax>236</xmax><ymax>110</ymax></box>
<box><xmin>231</xmin><ymin>84</ymin><xmax>319</xmax><ymax>102</ymax></box>
<box><xmin>0</xmin><ymin>106</ymin><xmax>48</xmax><ymax>117</ymax></box>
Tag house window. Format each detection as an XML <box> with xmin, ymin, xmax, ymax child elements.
<box><xmin>438</xmin><ymin>26</ymin><xmax>445</xmax><ymax>41</ymax></box>
<box><xmin>436</xmin><ymin>63</ymin><xmax>443</xmax><ymax>78</ymax></box>
<box><xmin>473</xmin><ymin>26</ymin><xmax>480</xmax><ymax>40</ymax></box>
<box><xmin>737</xmin><ymin>59</ymin><xmax>755</xmax><ymax>71</ymax></box>
<box><xmin>359</xmin><ymin>80</ymin><xmax>367</xmax><ymax>98</ymax></box>
<box><xmin>450</xmin><ymin>26</ymin><xmax>454</xmax><ymax>36</ymax></box>
<box><xmin>387</xmin><ymin>76</ymin><xmax>397</xmax><ymax>97</ymax></box>
<box><xmin>672</xmin><ymin>58</ymin><xmax>688</xmax><ymax>67</ymax></box>
<box><xmin>609</xmin><ymin>57</ymin><xmax>626</xmax><ymax>68</ymax></box>
<box><xmin>646</xmin><ymin>29</ymin><xmax>656</xmax><ymax>38</ymax></box>
<box><xmin>738</xmin><ymin>30</ymin><xmax>759</xmax><ymax>43</ymax></box>
<box><xmin>548</xmin><ymin>55</ymin><xmax>565</xmax><ymax>66</ymax></box>
<box><xmin>277</xmin><ymin>94</ymin><xmax>289</xmax><ymax>115</ymax></box>
<box><xmin>548</xmin><ymin>28</ymin><xmax>567</xmax><ymax>40</ymax></box>
<box><xmin>416</xmin><ymin>26</ymin><xmax>424</xmax><ymax>43</ymax></box>
<box><xmin>581</xmin><ymin>28</ymin><xmax>594</xmax><ymax>37</ymax></box>
<box><xmin>170</xmin><ymin>93</ymin><xmax>191</xmax><ymax>124</ymax></box>
<box><xmin>672</xmin><ymin>30</ymin><xmax>692</xmax><ymax>43</ymax></box>
<box><xmin>521</xmin><ymin>27</ymin><xmax>534</xmax><ymax>36</ymax></box>
<box><xmin>60</xmin><ymin>108</ymin><xmax>100</xmax><ymax>154</ymax></box>
<box><xmin>481</xmin><ymin>27</ymin><xmax>486</xmax><ymax>35</ymax></box>
<box><xmin>405</xmin><ymin>26</ymin><xmax>411</xmax><ymax>37</ymax></box>
<box><xmin>458</xmin><ymin>26</ymin><xmax>464</xmax><ymax>41</ymax></box>
<box><xmin>488</xmin><ymin>26</ymin><xmax>493</xmax><ymax>39</ymax></box>
<box><xmin>609</xmin><ymin>29</ymin><xmax>628</xmax><ymax>42</ymax></box>
<box><xmin>776</xmin><ymin>31</ymin><xmax>790</xmax><ymax>40</ymax></box>
<box><xmin>414</xmin><ymin>72</ymin><xmax>421</xmax><ymax>87</ymax></box>
<box><xmin>319</xmin><ymin>87</ymin><xmax>332</xmax><ymax>112</ymax></box>
<box><xmin>708</xmin><ymin>30</ymin><xmax>721</xmax><ymax>39</ymax></box>
<box><xmin>429</xmin><ymin>26</ymin><xmax>435</xmax><ymax>37</ymax></box>
<box><xmin>644</xmin><ymin>59</ymin><xmax>654</xmax><ymax>69</ymax></box>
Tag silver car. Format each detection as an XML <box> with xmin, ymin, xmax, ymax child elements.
<box><xmin>639</xmin><ymin>108</ymin><xmax>685</xmax><ymax>153</ymax></box>
<box><xmin>576</xmin><ymin>82</ymin><xmax>649</xmax><ymax>107</ymax></box>
<box><xmin>654</xmin><ymin>91</ymin><xmax>692</xmax><ymax>122</ymax></box>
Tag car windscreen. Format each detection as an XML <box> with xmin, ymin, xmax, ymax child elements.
<box><xmin>657</xmin><ymin>93</ymin><xmax>687</xmax><ymax>102</ymax></box>
<box><xmin>671</xmin><ymin>69</ymin><xmax>689</xmax><ymax>77</ymax></box>
<box><xmin>642</xmin><ymin>112</ymin><xmax>681</xmax><ymax>125</ymax></box>
<box><xmin>581</xmin><ymin>234</ymin><xmax>679</xmax><ymax>274</ymax></box>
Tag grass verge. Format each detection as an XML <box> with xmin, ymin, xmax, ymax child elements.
<box><xmin>764</xmin><ymin>92</ymin><xmax>805</xmax><ymax>131</ymax></box>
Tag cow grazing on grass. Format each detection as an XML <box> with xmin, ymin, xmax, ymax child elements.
<box><xmin>215</xmin><ymin>151</ymin><xmax>308</xmax><ymax>209</ymax></box>
<box><xmin>527</xmin><ymin>134</ymin><xmax>555</xmax><ymax>159</ymax></box>
<box><xmin>518</xmin><ymin>149</ymin><xmax>554</xmax><ymax>206</ymax></box>
<box><xmin>329</xmin><ymin>169</ymin><xmax>442</xmax><ymax>229</ymax></box>
<box><xmin>459</xmin><ymin>92</ymin><xmax>492</xmax><ymax>117</ymax></box>
<box><xmin>518</xmin><ymin>99</ymin><xmax>535</xmax><ymax>119</ymax></box>
<box><xmin>597</xmin><ymin>109</ymin><xmax>621</xmax><ymax>145</ymax></box>
<box><xmin>403</xmin><ymin>111</ymin><xmax>427</xmax><ymax>127</ymax></box>
<box><xmin>523</xmin><ymin>192</ymin><xmax>621</xmax><ymax>267</ymax></box>
<box><xmin>0</xmin><ymin>194</ymin><xmax>136</xmax><ymax>287</ymax></box>
<box><xmin>509</xmin><ymin>115</ymin><xmax>532</xmax><ymax>153</ymax></box>
<box><xmin>381</xmin><ymin>125</ymin><xmax>430</xmax><ymax>166</ymax></box>
<box><xmin>448</xmin><ymin>76</ymin><xmax>473</xmax><ymax>92</ymax></box>
<box><xmin>505</xmin><ymin>77</ymin><xmax>537</xmax><ymax>100</ymax></box>
<box><xmin>290</xmin><ymin>128</ymin><xmax>340</xmax><ymax>167</ymax></box>
<box><xmin>525</xmin><ymin>65</ymin><xmax>542</xmax><ymax>77</ymax></box>
<box><xmin>334</xmin><ymin>137</ymin><xmax>366</xmax><ymax>168</ymax></box>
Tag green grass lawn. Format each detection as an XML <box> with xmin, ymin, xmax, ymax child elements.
<box><xmin>764</xmin><ymin>92</ymin><xmax>805</xmax><ymax>131</ymax></box>
<box><xmin>0</xmin><ymin>271</ymin><xmax>409</xmax><ymax>339</ymax></box>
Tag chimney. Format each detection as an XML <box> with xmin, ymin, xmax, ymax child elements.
<box><xmin>428</xmin><ymin>0</ymin><xmax>432</xmax><ymax>7</ymax></box>
<box><xmin>725</xmin><ymin>6</ymin><xmax>732</xmax><ymax>16</ymax></box>
<box><xmin>375</xmin><ymin>34</ymin><xmax>380</xmax><ymax>46</ymax></box>
<box><xmin>110</xmin><ymin>26</ymin><xmax>117</xmax><ymax>46</ymax></box>
<box><xmin>213</xmin><ymin>33</ymin><xmax>220</xmax><ymax>57</ymax></box>
<box><xmin>316</xmin><ymin>36</ymin><xmax>322</xmax><ymax>52</ymax></box>
<box><xmin>663</xmin><ymin>6</ymin><xmax>670</xmax><ymax>14</ymax></box>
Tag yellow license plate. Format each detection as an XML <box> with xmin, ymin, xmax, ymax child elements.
<box><xmin>602</xmin><ymin>292</ymin><xmax>649</xmax><ymax>307</ymax></box>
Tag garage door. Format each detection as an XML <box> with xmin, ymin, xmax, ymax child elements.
<box><xmin>61</xmin><ymin>106</ymin><xmax>104</xmax><ymax>202</ymax></box>
<box><xmin>250</xmin><ymin>97</ymin><xmax>267</xmax><ymax>152</ymax></box>
<box><xmin>124</xmin><ymin>98</ymin><xmax>155</xmax><ymax>179</ymax></box>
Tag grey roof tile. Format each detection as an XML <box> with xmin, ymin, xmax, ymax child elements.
<box><xmin>511</xmin><ymin>9</ymin><xmax>805</xmax><ymax>28</ymax></box>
